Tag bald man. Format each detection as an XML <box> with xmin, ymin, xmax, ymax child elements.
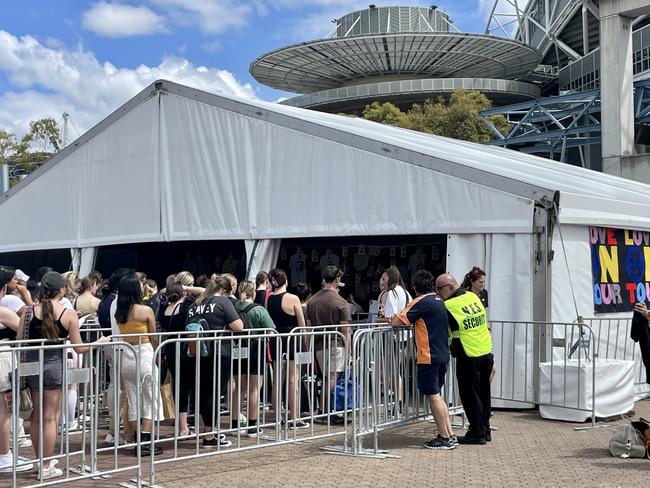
<box><xmin>436</xmin><ymin>273</ymin><xmax>493</xmax><ymax>445</ymax></box>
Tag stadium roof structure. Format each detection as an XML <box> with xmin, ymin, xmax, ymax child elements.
<box><xmin>250</xmin><ymin>5</ymin><xmax>543</xmax><ymax>112</ymax></box>
<box><xmin>250</xmin><ymin>32</ymin><xmax>541</xmax><ymax>94</ymax></box>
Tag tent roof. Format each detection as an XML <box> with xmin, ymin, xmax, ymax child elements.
<box><xmin>1</xmin><ymin>79</ymin><xmax>650</xmax><ymax>253</ymax></box>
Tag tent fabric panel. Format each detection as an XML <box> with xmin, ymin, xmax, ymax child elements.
<box><xmin>160</xmin><ymin>96</ymin><xmax>252</xmax><ymax>241</ymax></box>
<box><xmin>78</xmin><ymin>96</ymin><xmax>161</xmax><ymax>245</ymax></box>
<box><xmin>159</xmin><ymin>93</ymin><xmax>535</xmax><ymax>239</ymax></box>
<box><xmin>244</xmin><ymin>239</ymin><xmax>281</xmax><ymax>281</ymax></box>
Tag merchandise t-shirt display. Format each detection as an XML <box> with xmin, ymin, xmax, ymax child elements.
<box><xmin>186</xmin><ymin>296</ymin><xmax>239</xmax><ymax>356</ymax></box>
<box><xmin>289</xmin><ymin>251</ymin><xmax>307</xmax><ymax>286</ymax></box>
<box><xmin>408</xmin><ymin>251</ymin><xmax>426</xmax><ymax>282</ymax></box>
<box><xmin>0</xmin><ymin>294</ymin><xmax>25</xmax><ymax>313</ymax></box>
<box><xmin>319</xmin><ymin>251</ymin><xmax>340</xmax><ymax>275</ymax></box>
<box><xmin>221</xmin><ymin>255</ymin><xmax>238</xmax><ymax>275</ymax></box>
<box><xmin>306</xmin><ymin>288</ymin><xmax>351</xmax><ymax>348</ymax></box>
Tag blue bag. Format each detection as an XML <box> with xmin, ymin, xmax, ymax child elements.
<box><xmin>330</xmin><ymin>369</ymin><xmax>359</xmax><ymax>411</ymax></box>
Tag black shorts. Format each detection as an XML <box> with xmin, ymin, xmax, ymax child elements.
<box><xmin>232</xmin><ymin>338</ymin><xmax>266</xmax><ymax>376</ymax></box>
<box><xmin>417</xmin><ymin>363</ymin><xmax>447</xmax><ymax>396</ymax></box>
<box><xmin>269</xmin><ymin>336</ymin><xmax>299</xmax><ymax>362</ymax></box>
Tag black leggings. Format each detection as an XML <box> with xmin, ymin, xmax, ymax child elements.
<box><xmin>198</xmin><ymin>351</ymin><xmax>232</xmax><ymax>429</ymax></box>
<box><xmin>165</xmin><ymin>345</ymin><xmax>195</xmax><ymax>414</ymax></box>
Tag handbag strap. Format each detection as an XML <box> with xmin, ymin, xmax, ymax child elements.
<box><xmin>19</xmin><ymin>305</ymin><xmax>34</xmax><ymax>363</ymax></box>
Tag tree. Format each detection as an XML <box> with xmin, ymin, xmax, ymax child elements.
<box><xmin>0</xmin><ymin>118</ymin><xmax>62</xmax><ymax>186</ymax></box>
<box><xmin>361</xmin><ymin>90</ymin><xmax>508</xmax><ymax>143</ymax></box>
<box><xmin>22</xmin><ymin>118</ymin><xmax>61</xmax><ymax>153</ymax></box>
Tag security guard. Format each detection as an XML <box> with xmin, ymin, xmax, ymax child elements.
<box><xmin>435</xmin><ymin>273</ymin><xmax>493</xmax><ymax>445</ymax></box>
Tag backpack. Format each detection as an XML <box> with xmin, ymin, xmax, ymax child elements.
<box><xmin>238</xmin><ymin>302</ymin><xmax>261</xmax><ymax>329</ymax></box>
<box><xmin>609</xmin><ymin>421</ymin><xmax>648</xmax><ymax>459</ymax></box>
<box><xmin>185</xmin><ymin>318</ymin><xmax>210</xmax><ymax>358</ymax></box>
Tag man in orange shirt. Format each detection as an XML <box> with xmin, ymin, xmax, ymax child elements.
<box><xmin>392</xmin><ymin>270</ymin><xmax>456</xmax><ymax>450</ymax></box>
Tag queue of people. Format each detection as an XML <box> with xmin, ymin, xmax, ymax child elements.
<box><xmin>0</xmin><ymin>260</ymin><xmax>493</xmax><ymax>480</ymax></box>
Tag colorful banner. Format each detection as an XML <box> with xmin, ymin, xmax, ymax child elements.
<box><xmin>590</xmin><ymin>226</ymin><xmax>650</xmax><ymax>313</ymax></box>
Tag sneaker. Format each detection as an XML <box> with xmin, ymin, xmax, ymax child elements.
<box><xmin>457</xmin><ymin>432</ymin><xmax>487</xmax><ymax>445</ymax></box>
<box><xmin>246</xmin><ymin>427</ymin><xmax>263</xmax><ymax>438</ymax></box>
<box><xmin>0</xmin><ymin>456</ymin><xmax>34</xmax><ymax>473</ymax></box>
<box><xmin>18</xmin><ymin>437</ymin><xmax>32</xmax><ymax>448</ymax></box>
<box><xmin>286</xmin><ymin>419</ymin><xmax>310</xmax><ymax>429</ymax></box>
<box><xmin>39</xmin><ymin>460</ymin><xmax>63</xmax><ymax>480</ymax></box>
<box><xmin>450</xmin><ymin>435</ymin><xmax>459</xmax><ymax>446</ymax></box>
<box><xmin>202</xmin><ymin>436</ymin><xmax>232</xmax><ymax>449</ymax></box>
<box><xmin>423</xmin><ymin>435</ymin><xmax>456</xmax><ymax>450</ymax></box>
<box><xmin>104</xmin><ymin>433</ymin><xmax>125</xmax><ymax>445</ymax></box>
<box><xmin>226</xmin><ymin>428</ymin><xmax>248</xmax><ymax>437</ymax></box>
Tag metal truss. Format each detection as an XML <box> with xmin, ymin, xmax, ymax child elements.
<box><xmin>486</xmin><ymin>1</ymin><xmax>600</xmax><ymax>68</ymax></box>
<box><xmin>479</xmin><ymin>79</ymin><xmax>650</xmax><ymax>163</ymax></box>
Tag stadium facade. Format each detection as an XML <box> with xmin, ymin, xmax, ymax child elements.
<box><xmin>251</xmin><ymin>1</ymin><xmax>650</xmax><ymax>173</ymax></box>
<box><xmin>250</xmin><ymin>5</ymin><xmax>544</xmax><ymax>114</ymax></box>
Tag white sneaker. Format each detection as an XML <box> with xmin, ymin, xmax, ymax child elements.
<box><xmin>226</xmin><ymin>428</ymin><xmax>248</xmax><ymax>437</ymax></box>
<box><xmin>0</xmin><ymin>455</ymin><xmax>34</xmax><ymax>473</ymax></box>
<box><xmin>18</xmin><ymin>437</ymin><xmax>33</xmax><ymax>448</ymax></box>
<box><xmin>39</xmin><ymin>460</ymin><xmax>63</xmax><ymax>480</ymax></box>
<box><xmin>104</xmin><ymin>433</ymin><xmax>125</xmax><ymax>445</ymax></box>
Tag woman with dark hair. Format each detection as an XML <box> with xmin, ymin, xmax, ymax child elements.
<box><xmin>266</xmin><ymin>268</ymin><xmax>308</xmax><ymax>429</ymax></box>
<box><xmin>461</xmin><ymin>266</ymin><xmax>488</xmax><ymax>310</ymax></box>
<box><xmin>296</xmin><ymin>282</ymin><xmax>312</xmax><ymax>317</ymax></box>
<box><xmin>380</xmin><ymin>266</ymin><xmax>412</xmax><ymax>320</ymax></box>
<box><xmin>254</xmin><ymin>271</ymin><xmax>270</xmax><ymax>305</ymax></box>
<box><xmin>115</xmin><ymin>275</ymin><xmax>163</xmax><ymax>455</ymax></box>
<box><xmin>186</xmin><ymin>274</ymin><xmax>244</xmax><ymax>448</ymax></box>
<box><xmin>18</xmin><ymin>272</ymin><xmax>108</xmax><ymax>479</ymax></box>
<box><xmin>159</xmin><ymin>282</ymin><xmax>195</xmax><ymax>438</ymax></box>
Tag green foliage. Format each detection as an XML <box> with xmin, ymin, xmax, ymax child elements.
<box><xmin>361</xmin><ymin>90</ymin><xmax>508</xmax><ymax>143</ymax></box>
<box><xmin>0</xmin><ymin>118</ymin><xmax>62</xmax><ymax>183</ymax></box>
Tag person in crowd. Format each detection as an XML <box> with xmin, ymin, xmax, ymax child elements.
<box><xmin>195</xmin><ymin>274</ymin><xmax>209</xmax><ymax>288</ymax></box>
<box><xmin>266</xmin><ymin>268</ymin><xmax>309</xmax><ymax>429</ymax></box>
<box><xmin>114</xmin><ymin>275</ymin><xmax>163</xmax><ymax>456</ymax></box>
<box><xmin>97</xmin><ymin>268</ymin><xmax>135</xmax><ymax>445</ymax></box>
<box><xmin>306</xmin><ymin>266</ymin><xmax>351</xmax><ymax>423</ymax></box>
<box><xmin>222</xmin><ymin>274</ymin><xmax>238</xmax><ymax>305</ymax></box>
<box><xmin>26</xmin><ymin>279</ymin><xmax>40</xmax><ymax>304</ymax></box>
<box><xmin>435</xmin><ymin>273</ymin><xmax>493</xmax><ymax>445</ymax></box>
<box><xmin>135</xmin><ymin>272</ymin><xmax>147</xmax><ymax>287</ymax></box>
<box><xmin>380</xmin><ymin>266</ymin><xmax>412</xmax><ymax>320</ymax></box>
<box><xmin>392</xmin><ymin>270</ymin><xmax>455</xmax><ymax>450</ymax></box>
<box><xmin>254</xmin><ymin>272</ymin><xmax>271</xmax><ymax>305</ymax></box>
<box><xmin>338</xmin><ymin>286</ymin><xmax>364</xmax><ymax>318</ymax></box>
<box><xmin>461</xmin><ymin>267</ymin><xmax>488</xmax><ymax>310</ymax></box>
<box><xmin>296</xmin><ymin>282</ymin><xmax>312</xmax><ymax>317</ymax></box>
<box><xmin>36</xmin><ymin>267</ymin><xmax>53</xmax><ymax>289</ymax></box>
<box><xmin>231</xmin><ymin>280</ymin><xmax>276</xmax><ymax>437</ymax></box>
<box><xmin>461</xmin><ymin>266</ymin><xmax>496</xmax><ymax>385</ymax></box>
<box><xmin>61</xmin><ymin>271</ymin><xmax>80</xmax><ymax>309</ymax></box>
<box><xmin>75</xmin><ymin>277</ymin><xmax>101</xmax><ymax>317</ymax></box>
<box><xmin>186</xmin><ymin>274</ymin><xmax>244</xmax><ymax>448</ymax></box>
<box><xmin>159</xmin><ymin>283</ymin><xmax>195</xmax><ymax>438</ymax></box>
<box><xmin>175</xmin><ymin>271</ymin><xmax>195</xmax><ymax>289</ymax></box>
<box><xmin>142</xmin><ymin>279</ymin><xmax>158</xmax><ymax>302</ymax></box>
<box><xmin>0</xmin><ymin>265</ymin><xmax>30</xmax><ymax>316</ymax></box>
<box><xmin>0</xmin><ymin>268</ymin><xmax>33</xmax><ymax>473</ymax></box>
<box><xmin>18</xmin><ymin>272</ymin><xmax>109</xmax><ymax>479</ymax></box>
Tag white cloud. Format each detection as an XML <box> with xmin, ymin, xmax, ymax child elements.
<box><xmin>0</xmin><ymin>30</ymin><xmax>256</xmax><ymax>137</ymax></box>
<box><xmin>82</xmin><ymin>1</ymin><xmax>167</xmax><ymax>38</ymax></box>
<box><xmin>151</xmin><ymin>0</ymin><xmax>251</xmax><ymax>35</ymax></box>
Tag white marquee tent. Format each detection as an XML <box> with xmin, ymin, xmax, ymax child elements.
<box><xmin>3</xmin><ymin>80</ymin><xmax>650</xmax><ymax>400</ymax></box>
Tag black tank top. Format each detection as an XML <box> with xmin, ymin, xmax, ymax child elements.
<box><xmin>266</xmin><ymin>293</ymin><xmax>298</xmax><ymax>334</ymax></box>
<box><xmin>29</xmin><ymin>308</ymin><xmax>69</xmax><ymax>341</ymax></box>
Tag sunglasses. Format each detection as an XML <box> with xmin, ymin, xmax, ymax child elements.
<box><xmin>435</xmin><ymin>283</ymin><xmax>451</xmax><ymax>291</ymax></box>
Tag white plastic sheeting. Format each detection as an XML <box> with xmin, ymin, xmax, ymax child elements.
<box><xmin>71</xmin><ymin>247</ymin><xmax>97</xmax><ymax>278</ymax></box>
<box><xmin>244</xmin><ymin>239</ymin><xmax>281</xmax><ymax>281</ymax></box>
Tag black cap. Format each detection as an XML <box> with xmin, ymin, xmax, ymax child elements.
<box><xmin>41</xmin><ymin>272</ymin><xmax>67</xmax><ymax>294</ymax></box>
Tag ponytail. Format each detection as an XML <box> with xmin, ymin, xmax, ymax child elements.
<box><xmin>40</xmin><ymin>289</ymin><xmax>61</xmax><ymax>341</ymax></box>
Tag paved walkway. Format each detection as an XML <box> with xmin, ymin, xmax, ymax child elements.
<box><xmin>152</xmin><ymin>400</ymin><xmax>650</xmax><ymax>488</ymax></box>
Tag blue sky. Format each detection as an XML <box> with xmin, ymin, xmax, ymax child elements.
<box><xmin>0</xmin><ymin>0</ymin><xmax>504</xmax><ymax>137</ymax></box>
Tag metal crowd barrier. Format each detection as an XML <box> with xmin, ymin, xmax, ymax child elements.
<box><xmin>583</xmin><ymin>317</ymin><xmax>650</xmax><ymax>398</ymax></box>
<box><xmin>489</xmin><ymin>321</ymin><xmax>596</xmax><ymax>426</ymax></box>
<box><xmin>11</xmin><ymin>321</ymin><xmax>608</xmax><ymax>486</ymax></box>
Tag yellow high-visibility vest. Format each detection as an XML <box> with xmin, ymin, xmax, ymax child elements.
<box><xmin>445</xmin><ymin>291</ymin><xmax>492</xmax><ymax>357</ymax></box>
